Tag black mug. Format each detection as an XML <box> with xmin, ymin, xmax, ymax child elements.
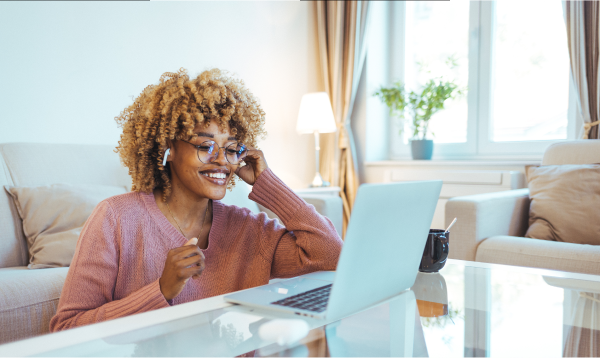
<box><xmin>419</xmin><ymin>229</ymin><xmax>449</xmax><ymax>273</ymax></box>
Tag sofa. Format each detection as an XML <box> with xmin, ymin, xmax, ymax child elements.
<box><xmin>446</xmin><ymin>140</ymin><xmax>600</xmax><ymax>275</ymax></box>
<box><xmin>0</xmin><ymin>143</ymin><xmax>342</xmax><ymax>345</ymax></box>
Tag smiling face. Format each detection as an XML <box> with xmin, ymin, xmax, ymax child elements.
<box><xmin>168</xmin><ymin>119</ymin><xmax>240</xmax><ymax>201</ymax></box>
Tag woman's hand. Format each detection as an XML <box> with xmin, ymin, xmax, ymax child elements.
<box><xmin>159</xmin><ymin>237</ymin><xmax>205</xmax><ymax>301</ymax></box>
<box><xmin>235</xmin><ymin>146</ymin><xmax>269</xmax><ymax>185</ymax></box>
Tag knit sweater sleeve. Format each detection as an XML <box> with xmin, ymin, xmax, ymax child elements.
<box><xmin>49</xmin><ymin>200</ymin><xmax>170</xmax><ymax>332</ymax></box>
<box><xmin>248</xmin><ymin>168</ymin><xmax>343</xmax><ymax>279</ymax></box>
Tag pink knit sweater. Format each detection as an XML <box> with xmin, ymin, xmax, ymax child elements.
<box><xmin>49</xmin><ymin>169</ymin><xmax>342</xmax><ymax>332</ymax></box>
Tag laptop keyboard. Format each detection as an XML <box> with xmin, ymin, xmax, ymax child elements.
<box><xmin>271</xmin><ymin>284</ymin><xmax>332</xmax><ymax>313</ymax></box>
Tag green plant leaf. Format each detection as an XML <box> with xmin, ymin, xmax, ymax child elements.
<box><xmin>373</xmin><ymin>57</ymin><xmax>466</xmax><ymax>139</ymax></box>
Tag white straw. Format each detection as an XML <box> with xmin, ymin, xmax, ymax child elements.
<box><xmin>445</xmin><ymin>218</ymin><xmax>457</xmax><ymax>233</ymax></box>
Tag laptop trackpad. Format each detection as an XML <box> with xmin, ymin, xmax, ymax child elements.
<box><xmin>256</xmin><ymin>277</ymin><xmax>329</xmax><ymax>297</ymax></box>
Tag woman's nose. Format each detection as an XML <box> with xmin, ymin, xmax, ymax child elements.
<box><xmin>212</xmin><ymin>147</ymin><xmax>228</xmax><ymax>166</ymax></box>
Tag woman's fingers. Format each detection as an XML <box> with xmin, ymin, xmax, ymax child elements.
<box><xmin>184</xmin><ymin>264</ymin><xmax>205</xmax><ymax>279</ymax></box>
<box><xmin>242</xmin><ymin>146</ymin><xmax>262</xmax><ymax>161</ymax></box>
<box><xmin>236</xmin><ymin>146</ymin><xmax>268</xmax><ymax>185</ymax></box>
<box><xmin>160</xmin><ymin>240</ymin><xmax>205</xmax><ymax>300</ymax></box>
<box><xmin>177</xmin><ymin>252</ymin><xmax>204</xmax><ymax>268</ymax></box>
<box><xmin>184</xmin><ymin>237</ymin><xmax>198</xmax><ymax>246</ymax></box>
<box><xmin>246</xmin><ymin>150</ymin><xmax>264</xmax><ymax>160</ymax></box>
<box><xmin>172</xmin><ymin>246</ymin><xmax>202</xmax><ymax>261</ymax></box>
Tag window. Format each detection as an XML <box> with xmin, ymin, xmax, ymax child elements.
<box><xmin>382</xmin><ymin>0</ymin><xmax>575</xmax><ymax>159</ymax></box>
<box><xmin>490</xmin><ymin>2</ymin><xmax>570</xmax><ymax>142</ymax></box>
<box><xmin>405</xmin><ymin>1</ymin><xmax>470</xmax><ymax>144</ymax></box>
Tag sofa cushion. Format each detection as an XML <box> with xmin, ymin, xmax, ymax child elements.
<box><xmin>0</xmin><ymin>266</ymin><xmax>68</xmax><ymax>344</ymax></box>
<box><xmin>476</xmin><ymin>236</ymin><xmax>600</xmax><ymax>275</ymax></box>
<box><xmin>525</xmin><ymin>164</ymin><xmax>600</xmax><ymax>245</ymax></box>
<box><xmin>5</xmin><ymin>184</ymin><xmax>127</xmax><ymax>269</ymax></box>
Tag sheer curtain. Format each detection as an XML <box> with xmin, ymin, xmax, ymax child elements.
<box><xmin>316</xmin><ymin>1</ymin><xmax>370</xmax><ymax>237</ymax></box>
<box><xmin>564</xmin><ymin>1</ymin><xmax>600</xmax><ymax>139</ymax></box>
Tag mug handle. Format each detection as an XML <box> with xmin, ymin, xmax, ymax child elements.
<box><xmin>439</xmin><ymin>241</ymin><xmax>449</xmax><ymax>262</ymax></box>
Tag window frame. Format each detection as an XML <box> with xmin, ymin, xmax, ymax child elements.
<box><xmin>388</xmin><ymin>0</ymin><xmax>577</xmax><ymax>160</ymax></box>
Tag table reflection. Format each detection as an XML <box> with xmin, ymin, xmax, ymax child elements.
<box><xmin>412</xmin><ymin>272</ymin><xmax>449</xmax><ymax>318</ymax></box>
<box><xmin>563</xmin><ymin>291</ymin><xmax>600</xmax><ymax>357</ymax></box>
<box><xmin>82</xmin><ymin>290</ymin><xmax>430</xmax><ymax>357</ymax></box>
<box><xmin>260</xmin><ymin>290</ymin><xmax>430</xmax><ymax>357</ymax></box>
<box><xmin>544</xmin><ymin>276</ymin><xmax>600</xmax><ymax>357</ymax></box>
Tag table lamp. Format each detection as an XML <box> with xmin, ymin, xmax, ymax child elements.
<box><xmin>297</xmin><ymin>92</ymin><xmax>337</xmax><ymax>187</ymax></box>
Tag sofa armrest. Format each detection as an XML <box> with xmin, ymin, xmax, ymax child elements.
<box><xmin>445</xmin><ymin>188</ymin><xmax>530</xmax><ymax>261</ymax></box>
<box><xmin>301</xmin><ymin>195</ymin><xmax>343</xmax><ymax>236</ymax></box>
<box><xmin>257</xmin><ymin>194</ymin><xmax>343</xmax><ymax>236</ymax></box>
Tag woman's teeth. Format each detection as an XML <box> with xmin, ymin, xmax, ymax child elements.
<box><xmin>202</xmin><ymin>172</ymin><xmax>227</xmax><ymax>179</ymax></box>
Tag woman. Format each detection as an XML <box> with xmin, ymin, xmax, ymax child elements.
<box><xmin>49</xmin><ymin>68</ymin><xmax>343</xmax><ymax>332</ymax></box>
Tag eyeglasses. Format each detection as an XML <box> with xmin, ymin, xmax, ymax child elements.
<box><xmin>179</xmin><ymin>139</ymin><xmax>248</xmax><ymax>165</ymax></box>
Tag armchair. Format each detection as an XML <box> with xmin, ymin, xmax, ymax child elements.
<box><xmin>445</xmin><ymin>140</ymin><xmax>600</xmax><ymax>275</ymax></box>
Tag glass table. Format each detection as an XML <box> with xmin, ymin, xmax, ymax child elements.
<box><xmin>2</xmin><ymin>259</ymin><xmax>600</xmax><ymax>357</ymax></box>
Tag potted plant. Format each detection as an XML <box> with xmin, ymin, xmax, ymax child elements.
<box><xmin>374</xmin><ymin>78</ymin><xmax>463</xmax><ymax>160</ymax></box>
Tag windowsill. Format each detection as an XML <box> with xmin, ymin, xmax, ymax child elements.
<box><xmin>366</xmin><ymin>159</ymin><xmax>541</xmax><ymax>167</ymax></box>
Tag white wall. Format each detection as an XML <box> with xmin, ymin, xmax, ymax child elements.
<box><xmin>0</xmin><ymin>2</ymin><xmax>322</xmax><ymax>189</ymax></box>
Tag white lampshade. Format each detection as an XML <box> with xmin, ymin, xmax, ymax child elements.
<box><xmin>296</xmin><ymin>92</ymin><xmax>337</xmax><ymax>134</ymax></box>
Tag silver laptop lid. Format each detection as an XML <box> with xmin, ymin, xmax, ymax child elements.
<box><xmin>326</xmin><ymin>180</ymin><xmax>442</xmax><ymax>320</ymax></box>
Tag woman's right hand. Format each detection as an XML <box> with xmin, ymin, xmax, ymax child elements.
<box><xmin>159</xmin><ymin>238</ymin><xmax>205</xmax><ymax>301</ymax></box>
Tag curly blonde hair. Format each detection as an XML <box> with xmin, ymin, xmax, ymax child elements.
<box><xmin>115</xmin><ymin>68</ymin><xmax>266</xmax><ymax>199</ymax></box>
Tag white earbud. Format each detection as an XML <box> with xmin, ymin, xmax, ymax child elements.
<box><xmin>162</xmin><ymin>148</ymin><xmax>170</xmax><ymax>167</ymax></box>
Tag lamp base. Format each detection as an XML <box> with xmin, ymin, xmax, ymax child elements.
<box><xmin>310</xmin><ymin>172</ymin><xmax>331</xmax><ymax>187</ymax></box>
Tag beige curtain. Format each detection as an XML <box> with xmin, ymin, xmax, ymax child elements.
<box><xmin>316</xmin><ymin>1</ymin><xmax>370</xmax><ymax>238</ymax></box>
<box><xmin>565</xmin><ymin>1</ymin><xmax>600</xmax><ymax>139</ymax></box>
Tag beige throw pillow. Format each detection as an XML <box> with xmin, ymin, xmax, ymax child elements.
<box><xmin>4</xmin><ymin>184</ymin><xmax>127</xmax><ymax>269</ymax></box>
<box><xmin>525</xmin><ymin>164</ymin><xmax>600</xmax><ymax>244</ymax></box>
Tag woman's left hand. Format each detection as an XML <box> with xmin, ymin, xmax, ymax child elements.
<box><xmin>235</xmin><ymin>146</ymin><xmax>269</xmax><ymax>185</ymax></box>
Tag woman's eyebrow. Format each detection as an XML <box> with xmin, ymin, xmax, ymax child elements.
<box><xmin>195</xmin><ymin>132</ymin><xmax>214</xmax><ymax>138</ymax></box>
<box><xmin>195</xmin><ymin>132</ymin><xmax>237</xmax><ymax>141</ymax></box>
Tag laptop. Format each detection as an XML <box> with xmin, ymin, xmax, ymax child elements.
<box><xmin>224</xmin><ymin>180</ymin><xmax>442</xmax><ymax>320</ymax></box>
